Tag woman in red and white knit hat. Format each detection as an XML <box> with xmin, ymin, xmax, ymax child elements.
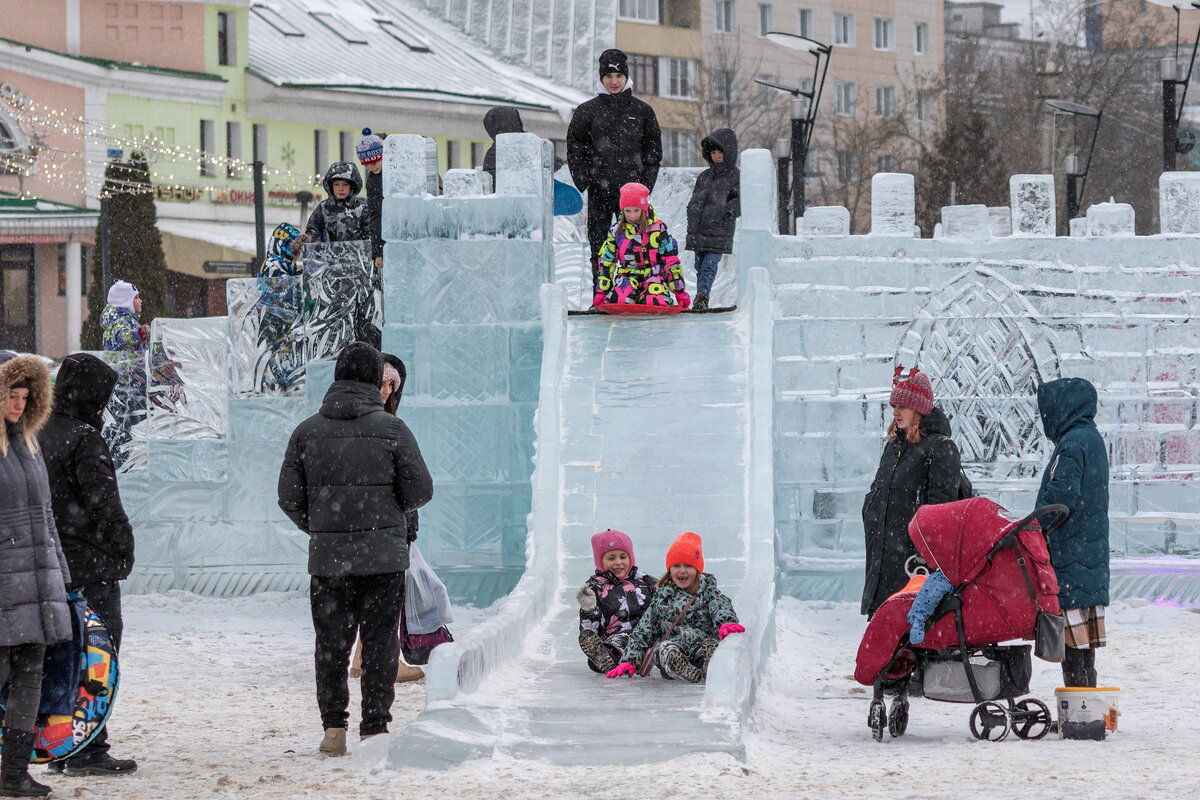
<box><xmin>859</xmin><ymin>366</ymin><xmax>964</xmax><ymax>617</ymax></box>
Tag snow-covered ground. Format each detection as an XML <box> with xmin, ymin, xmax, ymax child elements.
<box><xmin>56</xmin><ymin>592</ymin><xmax>1199</xmax><ymax>799</ymax></box>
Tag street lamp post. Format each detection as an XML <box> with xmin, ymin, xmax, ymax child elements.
<box><xmin>774</xmin><ymin>137</ymin><xmax>791</xmax><ymax>233</ymax></box>
<box><xmin>1163</xmin><ymin>57</ymin><xmax>1180</xmax><ymax>172</ymax></box>
<box><xmin>757</xmin><ymin>31</ymin><xmax>831</xmax><ymax>234</ymax></box>
<box><xmin>1045</xmin><ymin>99</ymin><xmax>1101</xmax><ymax>227</ymax></box>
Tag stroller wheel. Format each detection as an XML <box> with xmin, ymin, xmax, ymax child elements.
<box><xmin>969</xmin><ymin>701</ymin><xmax>1011</xmax><ymax>742</ymax></box>
<box><xmin>869</xmin><ymin>699</ymin><xmax>887</xmax><ymax>742</ymax></box>
<box><xmin>888</xmin><ymin>697</ymin><xmax>910</xmax><ymax>738</ymax></box>
<box><xmin>1012</xmin><ymin>698</ymin><xmax>1052</xmax><ymax>740</ymax></box>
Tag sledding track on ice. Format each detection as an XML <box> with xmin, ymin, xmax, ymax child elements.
<box><xmin>386</xmin><ymin>270</ymin><xmax>776</xmax><ymax>768</ymax></box>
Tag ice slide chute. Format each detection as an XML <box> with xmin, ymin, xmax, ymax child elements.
<box><xmin>385</xmin><ymin>268</ymin><xmax>775</xmax><ymax>768</ymax></box>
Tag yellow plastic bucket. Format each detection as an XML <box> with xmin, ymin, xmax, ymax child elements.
<box><xmin>1055</xmin><ymin>687</ymin><xmax>1120</xmax><ymax>740</ymax></box>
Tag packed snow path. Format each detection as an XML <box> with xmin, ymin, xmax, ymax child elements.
<box><xmin>388</xmin><ymin>301</ymin><xmax>771</xmax><ymax>767</ymax></box>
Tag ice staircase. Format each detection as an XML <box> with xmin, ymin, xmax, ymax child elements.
<box><xmin>384</xmin><ymin>269</ymin><xmax>776</xmax><ymax>768</ymax></box>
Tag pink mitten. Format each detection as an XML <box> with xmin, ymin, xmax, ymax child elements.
<box><xmin>593</xmin><ymin>291</ymin><xmax>607</xmax><ymax>307</ymax></box>
<box><xmin>606</xmin><ymin>663</ymin><xmax>636</xmax><ymax>678</ymax></box>
<box><xmin>674</xmin><ymin>291</ymin><xmax>691</xmax><ymax>310</ymax></box>
<box><xmin>718</xmin><ymin>622</ymin><xmax>745</xmax><ymax>640</ymax></box>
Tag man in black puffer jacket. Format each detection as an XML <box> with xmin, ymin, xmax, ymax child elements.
<box><xmin>567</xmin><ymin>48</ymin><xmax>663</xmax><ymax>282</ymax></box>
<box><xmin>38</xmin><ymin>352</ymin><xmax>138</xmax><ymax>777</ymax></box>
<box><xmin>277</xmin><ymin>342</ymin><xmax>433</xmax><ymax>756</ymax></box>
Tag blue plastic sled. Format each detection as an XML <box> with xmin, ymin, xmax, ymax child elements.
<box><xmin>554</xmin><ymin>180</ymin><xmax>583</xmax><ymax>216</ymax></box>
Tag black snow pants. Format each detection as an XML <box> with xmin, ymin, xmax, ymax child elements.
<box><xmin>0</xmin><ymin>644</ymin><xmax>46</xmax><ymax>734</ymax></box>
<box><xmin>310</xmin><ymin>572</ymin><xmax>405</xmax><ymax>736</ymax></box>
<box><xmin>586</xmin><ymin>183</ymin><xmax>622</xmax><ymax>290</ymax></box>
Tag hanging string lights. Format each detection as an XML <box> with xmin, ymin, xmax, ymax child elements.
<box><xmin>0</xmin><ymin>96</ymin><xmax>322</xmax><ymax>200</ymax></box>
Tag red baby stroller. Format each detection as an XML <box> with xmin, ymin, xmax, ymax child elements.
<box><xmin>855</xmin><ymin>498</ymin><xmax>1068</xmax><ymax>742</ymax></box>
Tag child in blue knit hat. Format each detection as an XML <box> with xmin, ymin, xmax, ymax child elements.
<box><xmin>357</xmin><ymin>128</ymin><xmax>385</xmax><ymax>269</ymax></box>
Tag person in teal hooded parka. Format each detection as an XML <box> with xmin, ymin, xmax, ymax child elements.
<box><xmin>1035</xmin><ymin>377</ymin><xmax>1109</xmax><ymax>688</ymax></box>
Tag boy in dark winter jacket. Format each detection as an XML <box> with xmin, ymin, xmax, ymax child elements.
<box><xmin>608</xmin><ymin>532</ymin><xmax>744</xmax><ymax>684</ymax></box>
<box><xmin>685</xmin><ymin>129</ymin><xmax>740</xmax><ymax>312</ymax></box>
<box><xmin>1035</xmin><ymin>378</ymin><xmax>1110</xmax><ymax>688</ymax></box>
<box><xmin>577</xmin><ymin>529</ymin><xmax>657</xmax><ymax>674</ymax></box>
<box><xmin>302</xmin><ymin>162</ymin><xmax>370</xmax><ymax>244</ymax></box>
<box><xmin>356</xmin><ymin>129</ymin><xmax>386</xmax><ymax>268</ymax></box>
<box><xmin>38</xmin><ymin>353</ymin><xmax>138</xmax><ymax>777</ymax></box>
<box><xmin>568</xmin><ymin>49</ymin><xmax>663</xmax><ymax>276</ymax></box>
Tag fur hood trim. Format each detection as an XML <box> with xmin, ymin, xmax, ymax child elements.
<box><xmin>0</xmin><ymin>353</ymin><xmax>54</xmax><ymax>451</ymax></box>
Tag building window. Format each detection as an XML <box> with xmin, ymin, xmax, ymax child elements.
<box><xmin>629</xmin><ymin>54</ymin><xmax>659</xmax><ymax>96</ymax></box>
<box><xmin>834</xmin><ymin>80</ymin><xmax>857</xmax><ymax>116</ymax></box>
<box><xmin>833</xmin><ymin>13</ymin><xmax>855</xmax><ymax>46</ymax></box>
<box><xmin>252</xmin><ymin>123</ymin><xmax>268</xmax><ymax>166</ymax></box>
<box><xmin>470</xmin><ymin>141</ymin><xmax>482</xmax><ymax>167</ymax></box>
<box><xmin>873</xmin><ymin>17</ymin><xmax>893</xmax><ymax>50</ymax></box>
<box><xmin>199</xmin><ymin>119</ymin><xmax>216</xmax><ymax>176</ymax></box>
<box><xmin>446</xmin><ymin>139</ymin><xmax>459</xmax><ymax>170</ymax></box>
<box><xmin>915</xmin><ymin>22</ymin><xmax>929</xmax><ymax>55</ymax></box>
<box><xmin>715</xmin><ymin>0</ymin><xmax>737</xmax><ymax>33</ymax></box>
<box><xmin>798</xmin><ymin>8</ymin><xmax>813</xmax><ymax>38</ymax></box>
<box><xmin>216</xmin><ymin>10</ymin><xmax>235</xmax><ymax>66</ymax></box>
<box><xmin>226</xmin><ymin>121</ymin><xmax>242</xmax><ymax>178</ymax></box>
<box><xmin>662</xmin><ymin>129</ymin><xmax>697</xmax><ymax>167</ymax></box>
<box><xmin>758</xmin><ymin>3</ymin><xmax>773</xmax><ymax>35</ymax></box>
<box><xmin>836</xmin><ymin>150</ymin><xmax>860</xmax><ymax>184</ymax></box>
<box><xmin>916</xmin><ymin>91</ymin><xmax>930</xmax><ymax>122</ymax></box>
<box><xmin>314</xmin><ymin>129</ymin><xmax>328</xmax><ymax>174</ymax></box>
<box><xmin>619</xmin><ymin>0</ymin><xmax>658</xmax><ymax>23</ymax></box>
<box><xmin>876</xmin><ymin>153</ymin><xmax>897</xmax><ymax>172</ymax></box>
<box><xmin>660</xmin><ymin>57</ymin><xmax>697</xmax><ymax>99</ymax></box>
<box><xmin>758</xmin><ymin>73</ymin><xmax>776</xmax><ymax>107</ymax></box>
<box><xmin>714</xmin><ymin>69</ymin><xmax>737</xmax><ymax>118</ymax></box>
<box><xmin>340</xmin><ymin>130</ymin><xmax>354</xmax><ymax>162</ymax></box>
<box><xmin>875</xmin><ymin>85</ymin><xmax>896</xmax><ymax>118</ymax></box>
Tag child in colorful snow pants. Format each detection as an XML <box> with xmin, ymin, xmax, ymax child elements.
<box><xmin>578</xmin><ymin>529</ymin><xmax>657</xmax><ymax>673</ymax></box>
<box><xmin>594</xmin><ymin>183</ymin><xmax>689</xmax><ymax>309</ymax></box>
<box><xmin>608</xmin><ymin>531</ymin><xmax>744</xmax><ymax>684</ymax></box>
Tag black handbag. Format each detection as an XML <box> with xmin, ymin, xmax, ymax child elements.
<box><xmin>1013</xmin><ymin>543</ymin><xmax>1066</xmax><ymax>663</ymax></box>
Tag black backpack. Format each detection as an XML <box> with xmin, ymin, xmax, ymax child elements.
<box><xmin>921</xmin><ymin>435</ymin><xmax>973</xmax><ymax>503</ymax></box>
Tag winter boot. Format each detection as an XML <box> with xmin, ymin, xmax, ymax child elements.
<box><xmin>692</xmin><ymin>294</ymin><xmax>709</xmax><ymax>312</ymax></box>
<box><xmin>394</xmin><ymin>662</ymin><xmax>424</xmax><ymax>683</ymax></box>
<box><xmin>319</xmin><ymin>728</ymin><xmax>347</xmax><ymax>757</ymax></box>
<box><xmin>1</xmin><ymin>729</ymin><xmax>51</xmax><ymax>798</ymax></box>
<box><xmin>698</xmin><ymin>638</ymin><xmax>720</xmax><ymax>678</ymax></box>
<box><xmin>578</xmin><ymin>630</ymin><xmax>616</xmax><ymax>674</ymax></box>
<box><xmin>61</xmin><ymin>753</ymin><xmax>137</xmax><ymax>777</ymax></box>
<box><xmin>1062</xmin><ymin>647</ymin><xmax>1090</xmax><ymax>687</ymax></box>
<box><xmin>657</xmin><ymin>642</ymin><xmax>703</xmax><ymax>684</ymax></box>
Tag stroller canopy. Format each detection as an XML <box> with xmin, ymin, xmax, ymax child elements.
<box><xmin>910</xmin><ymin>497</ymin><xmax>1043</xmax><ymax>586</ymax></box>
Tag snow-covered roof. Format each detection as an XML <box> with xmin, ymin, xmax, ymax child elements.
<box><xmin>248</xmin><ymin>0</ymin><xmax>588</xmax><ymax>115</ymax></box>
<box><xmin>158</xmin><ymin>218</ymin><xmax>259</xmax><ymax>255</ymax></box>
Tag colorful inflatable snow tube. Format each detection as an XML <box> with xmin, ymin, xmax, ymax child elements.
<box><xmin>35</xmin><ymin>606</ymin><xmax>120</xmax><ymax>762</ymax></box>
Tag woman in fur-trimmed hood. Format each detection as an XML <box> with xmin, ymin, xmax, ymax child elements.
<box><xmin>0</xmin><ymin>350</ymin><xmax>73</xmax><ymax>797</ymax></box>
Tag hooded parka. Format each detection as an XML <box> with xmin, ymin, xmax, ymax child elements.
<box><xmin>685</xmin><ymin>128</ymin><xmax>741</xmax><ymax>254</ymax></box>
<box><xmin>277</xmin><ymin>379</ymin><xmax>433</xmax><ymax>578</ymax></box>
<box><xmin>0</xmin><ymin>352</ymin><xmax>73</xmax><ymax>647</ymax></box>
<box><xmin>1035</xmin><ymin>378</ymin><xmax>1110</xmax><ymax>610</ymax></box>
<box><xmin>860</xmin><ymin>407</ymin><xmax>963</xmax><ymax>616</ymax></box>
<box><xmin>482</xmin><ymin>107</ymin><xmax>525</xmax><ymax>185</ymax></box>
<box><xmin>38</xmin><ymin>353</ymin><xmax>135</xmax><ymax>588</ymax></box>
<box><xmin>305</xmin><ymin>162</ymin><xmax>370</xmax><ymax>243</ymax></box>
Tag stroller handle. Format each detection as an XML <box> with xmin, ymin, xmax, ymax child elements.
<box><xmin>1010</xmin><ymin>504</ymin><xmax>1069</xmax><ymax>537</ymax></box>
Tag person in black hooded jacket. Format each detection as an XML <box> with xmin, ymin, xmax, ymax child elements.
<box><xmin>860</xmin><ymin>368</ymin><xmax>962</xmax><ymax>617</ymax></box>
<box><xmin>482</xmin><ymin>107</ymin><xmax>524</xmax><ymax>188</ymax></box>
<box><xmin>37</xmin><ymin>352</ymin><xmax>139</xmax><ymax>777</ymax></box>
<box><xmin>567</xmin><ymin>49</ymin><xmax>663</xmax><ymax>279</ymax></box>
<box><xmin>685</xmin><ymin>128</ymin><xmax>741</xmax><ymax>312</ymax></box>
<box><xmin>277</xmin><ymin>342</ymin><xmax>433</xmax><ymax>756</ymax></box>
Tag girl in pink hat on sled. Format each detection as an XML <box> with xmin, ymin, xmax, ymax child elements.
<box><xmin>593</xmin><ymin>183</ymin><xmax>690</xmax><ymax>310</ymax></box>
<box><xmin>577</xmin><ymin>530</ymin><xmax>658</xmax><ymax>673</ymax></box>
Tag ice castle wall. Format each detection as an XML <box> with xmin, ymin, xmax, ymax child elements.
<box><xmin>740</xmin><ymin>161</ymin><xmax>1200</xmax><ymax>604</ymax></box>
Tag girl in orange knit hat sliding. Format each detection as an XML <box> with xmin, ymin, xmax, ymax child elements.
<box><xmin>606</xmin><ymin>531</ymin><xmax>744</xmax><ymax>683</ymax></box>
